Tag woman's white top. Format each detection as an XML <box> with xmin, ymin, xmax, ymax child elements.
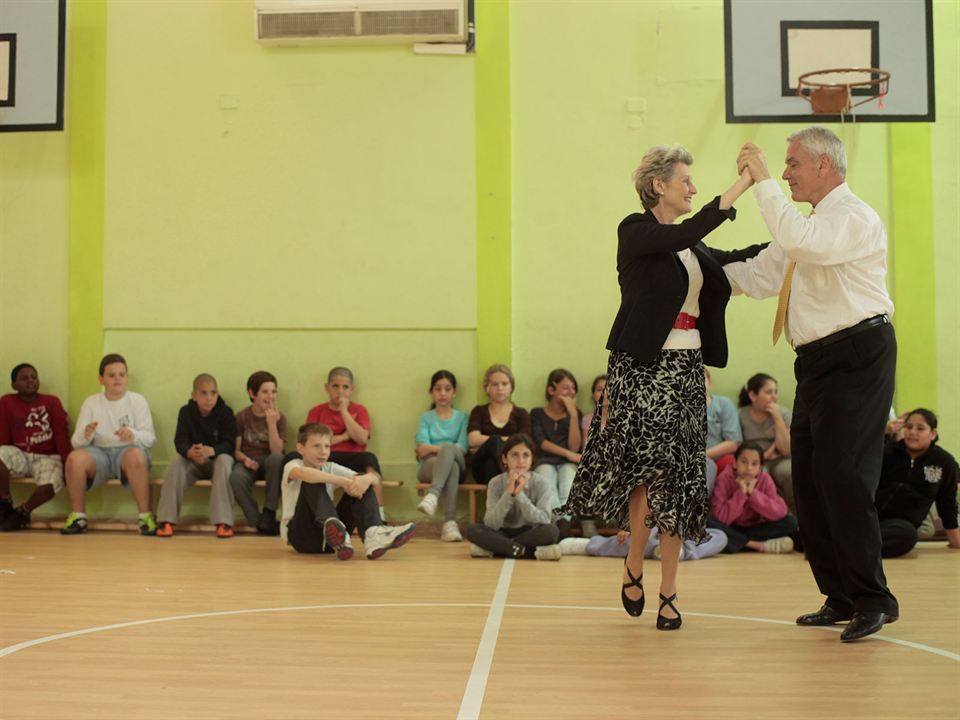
<box><xmin>662</xmin><ymin>248</ymin><xmax>703</xmax><ymax>350</ymax></box>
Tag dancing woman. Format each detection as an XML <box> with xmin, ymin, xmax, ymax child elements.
<box><xmin>560</xmin><ymin>145</ymin><xmax>762</xmax><ymax>630</ymax></box>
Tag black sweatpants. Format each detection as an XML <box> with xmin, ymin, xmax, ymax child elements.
<box><xmin>329</xmin><ymin>451</ymin><xmax>382</xmax><ymax>477</ymax></box>
<box><xmin>465</xmin><ymin>523</ymin><xmax>559</xmax><ymax>557</ymax></box>
<box><xmin>792</xmin><ymin>322</ymin><xmax>899</xmax><ymax>616</ymax></box>
<box><xmin>707</xmin><ymin>514</ymin><xmax>799</xmax><ymax>554</ymax></box>
<box><xmin>286</xmin><ymin>482</ymin><xmax>380</xmax><ymax>554</ymax></box>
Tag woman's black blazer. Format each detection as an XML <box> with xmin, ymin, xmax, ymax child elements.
<box><xmin>605</xmin><ymin>196</ymin><xmax>766</xmax><ymax>368</ymax></box>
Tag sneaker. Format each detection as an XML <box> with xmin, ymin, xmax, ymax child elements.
<box><xmin>323</xmin><ymin>517</ymin><xmax>354</xmax><ymax>560</ymax></box>
<box><xmin>761</xmin><ymin>536</ymin><xmax>794</xmax><ymax>554</ymax></box>
<box><xmin>441</xmin><ymin>520</ymin><xmax>463</xmax><ymax>542</ymax></box>
<box><xmin>470</xmin><ymin>543</ymin><xmax>494</xmax><ymax>558</ymax></box>
<box><xmin>215</xmin><ymin>523</ymin><xmax>234</xmax><ymax>539</ymax></box>
<box><xmin>580</xmin><ymin>519</ymin><xmax>599</xmax><ymax>538</ymax></box>
<box><xmin>257</xmin><ymin>508</ymin><xmax>280</xmax><ymax>536</ymax></box>
<box><xmin>534</xmin><ymin>543</ymin><xmax>563</xmax><ymax>561</ymax></box>
<box><xmin>138</xmin><ymin>513</ymin><xmax>158</xmax><ymax>536</ymax></box>
<box><xmin>61</xmin><ymin>513</ymin><xmax>88</xmax><ymax>535</ymax></box>
<box><xmin>0</xmin><ymin>506</ymin><xmax>30</xmax><ymax>532</ymax></box>
<box><xmin>363</xmin><ymin>522</ymin><xmax>416</xmax><ymax>560</ymax></box>
<box><xmin>558</xmin><ymin>537</ymin><xmax>590</xmax><ymax>555</ymax></box>
<box><xmin>417</xmin><ymin>492</ymin><xmax>438</xmax><ymax>517</ymax></box>
<box><xmin>156</xmin><ymin>521</ymin><xmax>174</xmax><ymax>538</ymax></box>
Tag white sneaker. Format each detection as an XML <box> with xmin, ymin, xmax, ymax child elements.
<box><xmin>558</xmin><ymin>537</ymin><xmax>590</xmax><ymax>555</ymax></box>
<box><xmin>761</xmin><ymin>536</ymin><xmax>794</xmax><ymax>554</ymax></box>
<box><xmin>363</xmin><ymin>522</ymin><xmax>416</xmax><ymax>560</ymax></box>
<box><xmin>470</xmin><ymin>543</ymin><xmax>494</xmax><ymax>558</ymax></box>
<box><xmin>322</xmin><ymin>517</ymin><xmax>354</xmax><ymax>561</ymax></box>
<box><xmin>534</xmin><ymin>544</ymin><xmax>562</xmax><ymax>561</ymax></box>
<box><xmin>580</xmin><ymin>519</ymin><xmax>599</xmax><ymax>538</ymax></box>
<box><xmin>417</xmin><ymin>493</ymin><xmax>438</xmax><ymax>517</ymax></box>
<box><xmin>441</xmin><ymin>520</ymin><xmax>463</xmax><ymax>542</ymax></box>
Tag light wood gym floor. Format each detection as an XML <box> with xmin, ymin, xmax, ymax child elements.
<box><xmin>0</xmin><ymin>532</ymin><xmax>957</xmax><ymax>720</ymax></box>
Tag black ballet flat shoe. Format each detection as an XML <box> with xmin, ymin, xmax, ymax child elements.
<box><xmin>621</xmin><ymin>562</ymin><xmax>645</xmax><ymax>617</ymax></box>
<box><xmin>656</xmin><ymin>593</ymin><xmax>682</xmax><ymax>631</ymax></box>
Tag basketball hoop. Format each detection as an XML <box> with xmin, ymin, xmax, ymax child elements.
<box><xmin>796</xmin><ymin>68</ymin><xmax>890</xmax><ymax>119</ymax></box>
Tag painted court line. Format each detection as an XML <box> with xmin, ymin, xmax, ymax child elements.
<box><xmin>1</xmin><ymin>594</ymin><xmax>956</xmax><ymax>664</ymax></box>
<box><xmin>457</xmin><ymin>559</ymin><xmax>515</xmax><ymax>720</ymax></box>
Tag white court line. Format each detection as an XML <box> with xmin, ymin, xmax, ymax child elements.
<box><xmin>457</xmin><ymin>559</ymin><xmax>515</xmax><ymax>720</ymax></box>
<box><xmin>1</xmin><ymin>595</ymin><xmax>956</xmax><ymax>664</ymax></box>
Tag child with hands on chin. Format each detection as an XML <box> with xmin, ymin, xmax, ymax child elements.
<box><xmin>530</xmin><ymin>369</ymin><xmax>582</xmax><ymax>536</ymax></box>
<box><xmin>707</xmin><ymin>441</ymin><xmax>797</xmax><ymax>554</ymax></box>
<box><xmin>280</xmin><ymin>423</ymin><xmax>414</xmax><ymax>560</ymax></box>
<box><xmin>230</xmin><ymin>370</ymin><xmax>286</xmax><ymax>535</ymax></box>
<box><xmin>738</xmin><ymin>373</ymin><xmax>794</xmax><ymax>513</ymax></box>
<box><xmin>306</xmin><ymin>367</ymin><xmax>386</xmax><ymax>519</ymax></box>
<box><xmin>465</xmin><ymin>433</ymin><xmax>562</xmax><ymax>560</ymax></box>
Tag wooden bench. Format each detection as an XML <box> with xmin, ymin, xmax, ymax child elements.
<box><xmin>415</xmin><ymin>482</ymin><xmax>487</xmax><ymax>524</ymax></box>
<box><xmin>10</xmin><ymin>476</ymin><xmax>402</xmax><ymax>532</ymax></box>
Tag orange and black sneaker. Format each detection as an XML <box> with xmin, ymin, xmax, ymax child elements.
<box><xmin>216</xmin><ymin>523</ymin><xmax>234</xmax><ymax>539</ymax></box>
<box><xmin>156</xmin><ymin>521</ymin><xmax>174</xmax><ymax>538</ymax></box>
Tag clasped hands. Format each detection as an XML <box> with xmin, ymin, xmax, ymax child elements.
<box><xmin>737</xmin><ymin>142</ymin><xmax>771</xmax><ymax>184</ymax></box>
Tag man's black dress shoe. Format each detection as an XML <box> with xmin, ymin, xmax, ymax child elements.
<box><xmin>795</xmin><ymin>605</ymin><xmax>853</xmax><ymax>626</ymax></box>
<box><xmin>840</xmin><ymin>612</ymin><xmax>898</xmax><ymax>642</ymax></box>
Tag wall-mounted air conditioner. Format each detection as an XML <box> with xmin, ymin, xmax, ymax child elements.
<box><xmin>255</xmin><ymin>0</ymin><xmax>466</xmax><ymax>45</ymax></box>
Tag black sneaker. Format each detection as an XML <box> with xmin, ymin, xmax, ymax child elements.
<box><xmin>257</xmin><ymin>508</ymin><xmax>280</xmax><ymax>536</ymax></box>
<box><xmin>0</xmin><ymin>506</ymin><xmax>29</xmax><ymax>531</ymax></box>
<box><xmin>61</xmin><ymin>513</ymin><xmax>89</xmax><ymax>535</ymax></box>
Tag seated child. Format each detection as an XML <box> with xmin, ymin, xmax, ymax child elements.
<box><xmin>280</xmin><ymin>423</ymin><xmax>415</xmax><ymax>560</ymax></box>
<box><xmin>61</xmin><ymin>354</ymin><xmax>157</xmax><ymax>535</ymax></box>
<box><xmin>0</xmin><ymin>363</ymin><xmax>70</xmax><ymax>531</ymax></box>
<box><xmin>704</xmin><ymin>367</ymin><xmax>741</xmax><ymax>489</ymax></box>
<box><xmin>708</xmin><ymin>441</ymin><xmax>797</xmax><ymax>554</ymax></box>
<box><xmin>230</xmin><ymin>370</ymin><xmax>287</xmax><ymax>535</ymax></box>
<box><xmin>415</xmin><ymin>370</ymin><xmax>468</xmax><ymax>542</ymax></box>
<box><xmin>306</xmin><ymin>367</ymin><xmax>385</xmax><ymax>519</ymax></box>
<box><xmin>559</xmin><ymin>527</ymin><xmax>728</xmax><ymax>561</ymax></box>
<box><xmin>876</xmin><ymin>408</ymin><xmax>959</xmax><ymax>557</ymax></box>
<box><xmin>580</xmin><ymin>375</ymin><xmax>606</xmax><ymax>449</ymax></box>
<box><xmin>467</xmin><ymin>364</ymin><xmax>531</xmax><ymax>485</ymax></box>
<box><xmin>465</xmin><ymin>433</ymin><xmax>561</xmax><ymax>560</ymax></box>
<box><xmin>530</xmin><ymin>369</ymin><xmax>582</xmax><ymax>537</ymax></box>
<box><xmin>738</xmin><ymin>373</ymin><xmax>794</xmax><ymax>513</ymax></box>
<box><xmin>156</xmin><ymin>374</ymin><xmax>237</xmax><ymax>538</ymax></box>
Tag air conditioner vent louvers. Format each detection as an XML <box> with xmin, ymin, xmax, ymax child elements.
<box><xmin>258</xmin><ymin>11</ymin><xmax>355</xmax><ymax>39</ymax></box>
<box><xmin>359</xmin><ymin>9</ymin><xmax>459</xmax><ymax>36</ymax></box>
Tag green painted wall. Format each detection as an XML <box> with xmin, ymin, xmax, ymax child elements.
<box><xmin>2</xmin><ymin>0</ymin><xmax>958</xmax><ymax>522</ymax></box>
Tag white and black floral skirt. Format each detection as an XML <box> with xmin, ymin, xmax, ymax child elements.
<box><xmin>559</xmin><ymin>349</ymin><xmax>708</xmax><ymax>543</ymax></box>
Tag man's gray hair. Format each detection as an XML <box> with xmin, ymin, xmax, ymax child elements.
<box><xmin>632</xmin><ymin>145</ymin><xmax>694</xmax><ymax>211</ymax></box>
<box><xmin>787</xmin><ymin>126</ymin><xmax>847</xmax><ymax>178</ymax></box>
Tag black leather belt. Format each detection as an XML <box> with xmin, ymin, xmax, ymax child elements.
<box><xmin>795</xmin><ymin>314</ymin><xmax>890</xmax><ymax>356</ymax></box>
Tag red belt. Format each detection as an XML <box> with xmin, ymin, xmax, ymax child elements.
<box><xmin>673</xmin><ymin>312</ymin><xmax>698</xmax><ymax>330</ymax></box>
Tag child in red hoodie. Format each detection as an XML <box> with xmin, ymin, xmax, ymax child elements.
<box><xmin>0</xmin><ymin>363</ymin><xmax>70</xmax><ymax>530</ymax></box>
<box><xmin>708</xmin><ymin>441</ymin><xmax>797</xmax><ymax>553</ymax></box>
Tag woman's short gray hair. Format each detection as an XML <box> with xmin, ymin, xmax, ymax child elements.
<box><xmin>787</xmin><ymin>126</ymin><xmax>847</xmax><ymax>178</ymax></box>
<box><xmin>632</xmin><ymin>145</ymin><xmax>694</xmax><ymax>211</ymax></box>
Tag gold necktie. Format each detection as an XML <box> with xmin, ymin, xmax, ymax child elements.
<box><xmin>772</xmin><ymin>261</ymin><xmax>796</xmax><ymax>345</ymax></box>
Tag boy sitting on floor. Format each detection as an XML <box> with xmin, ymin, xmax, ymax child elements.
<box><xmin>280</xmin><ymin>423</ymin><xmax>414</xmax><ymax>560</ymax></box>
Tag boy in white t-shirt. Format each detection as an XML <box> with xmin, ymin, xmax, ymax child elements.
<box><xmin>61</xmin><ymin>354</ymin><xmax>157</xmax><ymax>535</ymax></box>
<box><xmin>281</xmin><ymin>423</ymin><xmax>414</xmax><ymax>560</ymax></box>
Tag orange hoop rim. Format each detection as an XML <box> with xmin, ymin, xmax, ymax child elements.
<box><xmin>797</xmin><ymin>67</ymin><xmax>890</xmax><ymax>90</ymax></box>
